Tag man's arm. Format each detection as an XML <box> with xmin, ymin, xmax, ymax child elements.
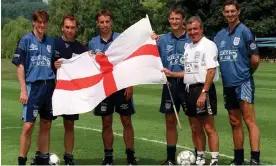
<box><xmin>250</xmin><ymin>54</ymin><xmax>260</xmax><ymax>74</ymax></box>
<box><xmin>162</xmin><ymin>68</ymin><xmax>184</xmax><ymax>78</ymax></box>
<box><xmin>16</xmin><ymin>64</ymin><xmax>28</xmax><ymax>104</ymax></box>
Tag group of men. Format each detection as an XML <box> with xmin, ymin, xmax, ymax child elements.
<box><xmin>13</xmin><ymin>0</ymin><xmax>261</xmax><ymax>165</ymax></box>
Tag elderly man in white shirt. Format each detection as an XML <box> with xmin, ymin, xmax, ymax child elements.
<box><xmin>162</xmin><ymin>16</ymin><xmax>219</xmax><ymax>166</ymax></box>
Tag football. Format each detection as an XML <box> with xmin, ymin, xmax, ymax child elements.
<box><xmin>176</xmin><ymin>150</ymin><xmax>196</xmax><ymax>165</ymax></box>
<box><xmin>49</xmin><ymin>153</ymin><xmax>60</xmax><ymax>165</ymax></box>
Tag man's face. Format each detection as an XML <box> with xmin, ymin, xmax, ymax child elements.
<box><xmin>62</xmin><ymin>19</ymin><xmax>77</xmax><ymax>40</ymax></box>
<box><xmin>97</xmin><ymin>15</ymin><xmax>112</xmax><ymax>35</ymax></box>
<box><xmin>187</xmin><ymin>20</ymin><xmax>203</xmax><ymax>43</ymax></box>
<box><xmin>168</xmin><ymin>12</ymin><xmax>184</xmax><ymax>31</ymax></box>
<box><xmin>33</xmin><ymin>18</ymin><xmax>48</xmax><ymax>34</ymax></box>
<box><xmin>223</xmin><ymin>5</ymin><xmax>240</xmax><ymax>23</ymax></box>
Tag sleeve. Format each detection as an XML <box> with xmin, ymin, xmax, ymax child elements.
<box><xmin>12</xmin><ymin>38</ymin><xmax>27</xmax><ymax>66</ymax></box>
<box><xmin>242</xmin><ymin>29</ymin><xmax>259</xmax><ymax>56</ymax></box>
<box><xmin>51</xmin><ymin>43</ymin><xmax>58</xmax><ymax>74</ymax></box>
<box><xmin>88</xmin><ymin>40</ymin><xmax>93</xmax><ymax>51</ymax></box>
<box><xmin>204</xmin><ymin>42</ymin><xmax>219</xmax><ymax>69</ymax></box>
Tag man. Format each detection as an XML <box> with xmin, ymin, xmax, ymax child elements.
<box><xmin>214</xmin><ymin>0</ymin><xmax>261</xmax><ymax>165</ymax></box>
<box><xmin>163</xmin><ymin>16</ymin><xmax>220</xmax><ymax>165</ymax></box>
<box><xmin>54</xmin><ymin>14</ymin><xmax>87</xmax><ymax>165</ymax></box>
<box><xmin>12</xmin><ymin>10</ymin><xmax>56</xmax><ymax>165</ymax></box>
<box><xmin>88</xmin><ymin>9</ymin><xmax>137</xmax><ymax>165</ymax></box>
<box><xmin>152</xmin><ymin>8</ymin><xmax>202</xmax><ymax>165</ymax></box>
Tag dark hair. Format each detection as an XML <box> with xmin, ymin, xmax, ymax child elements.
<box><xmin>223</xmin><ymin>0</ymin><xmax>240</xmax><ymax>11</ymax></box>
<box><xmin>32</xmin><ymin>10</ymin><xmax>49</xmax><ymax>22</ymax></box>
<box><xmin>95</xmin><ymin>9</ymin><xmax>113</xmax><ymax>21</ymax></box>
<box><xmin>62</xmin><ymin>14</ymin><xmax>78</xmax><ymax>27</ymax></box>
<box><xmin>169</xmin><ymin>7</ymin><xmax>186</xmax><ymax>19</ymax></box>
<box><xmin>186</xmin><ymin>16</ymin><xmax>204</xmax><ymax>29</ymax></box>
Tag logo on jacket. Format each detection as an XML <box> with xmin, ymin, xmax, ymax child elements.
<box><xmin>166</xmin><ymin>45</ymin><xmax>174</xmax><ymax>52</ymax></box>
<box><xmin>220</xmin><ymin>41</ymin><xmax>226</xmax><ymax>48</ymax></box>
<box><xmin>47</xmin><ymin>45</ymin><xmax>52</xmax><ymax>53</ymax></box>
<box><xmin>29</xmin><ymin>44</ymin><xmax>38</xmax><ymax>51</ymax></box>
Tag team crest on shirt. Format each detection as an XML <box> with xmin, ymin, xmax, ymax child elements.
<box><xmin>233</xmin><ymin>37</ymin><xmax>240</xmax><ymax>46</ymax></box>
<box><xmin>180</xmin><ymin>56</ymin><xmax>185</xmax><ymax>64</ymax></box>
<box><xmin>250</xmin><ymin>43</ymin><xmax>257</xmax><ymax>50</ymax></box>
<box><xmin>47</xmin><ymin>45</ymin><xmax>52</xmax><ymax>53</ymax></box>
<box><xmin>65</xmin><ymin>43</ymin><xmax>70</xmax><ymax>48</ymax></box>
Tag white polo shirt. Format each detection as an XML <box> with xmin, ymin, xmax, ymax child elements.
<box><xmin>183</xmin><ymin>36</ymin><xmax>219</xmax><ymax>85</ymax></box>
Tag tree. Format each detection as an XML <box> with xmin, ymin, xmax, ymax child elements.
<box><xmin>1</xmin><ymin>17</ymin><xmax>32</xmax><ymax>59</ymax></box>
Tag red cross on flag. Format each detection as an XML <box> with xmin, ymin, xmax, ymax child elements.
<box><xmin>52</xmin><ymin>16</ymin><xmax>167</xmax><ymax>116</ymax></box>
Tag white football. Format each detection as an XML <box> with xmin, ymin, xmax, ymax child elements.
<box><xmin>49</xmin><ymin>153</ymin><xmax>60</xmax><ymax>165</ymax></box>
<box><xmin>177</xmin><ymin>150</ymin><xmax>196</xmax><ymax>165</ymax></box>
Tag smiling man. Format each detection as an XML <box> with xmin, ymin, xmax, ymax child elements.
<box><xmin>54</xmin><ymin>14</ymin><xmax>87</xmax><ymax>165</ymax></box>
<box><xmin>12</xmin><ymin>10</ymin><xmax>57</xmax><ymax>165</ymax></box>
<box><xmin>214</xmin><ymin>0</ymin><xmax>261</xmax><ymax>165</ymax></box>
<box><xmin>162</xmin><ymin>16</ymin><xmax>220</xmax><ymax>165</ymax></box>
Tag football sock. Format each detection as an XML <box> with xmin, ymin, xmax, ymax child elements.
<box><xmin>126</xmin><ymin>148</ymin><xmax>135</xmax><ymax>160</ymax></box>
<box><xmin>210</xmin><ymin>152</ymin><xmax>219</xmax><ymax>163</ymax></box>
<box><xmin>18</xmin><ymin>156</ymin><xmax>27</xmax><ymax>165</ymax></box>
<box><xmin>251</xmin><ymin>151</ymin><xmax>260</xmax><ymax>162</ymax></box>
<box><xmin>234</xmin><ymin>148</ymin><xmax>244</xmax><ymax>164</ymax></box>
<box><xmin>104</xmin><ymin>148</ymin><xmax>113</xmax><ymax>162</ymax></box>
<box><xmin>64</xmin><ymin>153</ymin><xmax>74</xmax><ymax>160</ymax></box>
<box><xmin>166</xmin><ymin>145</ymin><xmax>176</xmax><ymax>161</ymax></box>
<box><xmin>196</xmin><ymin>151</ymin><xmax>205</xmax><ymax>165</ymax></box>
<box><xmin>194</xmin><ymin>147</ymin><xmax>198</xmax><ymax>157</ymax></box>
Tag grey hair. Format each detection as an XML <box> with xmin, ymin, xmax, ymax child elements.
<box><xmin>186</xmin><ymin>16</ymin><xmax>204</xmax><ymax>29</ymax></box>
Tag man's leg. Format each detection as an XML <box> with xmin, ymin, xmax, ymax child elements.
<box><xmin>102</xmin><ymin>115</ymin><xmax>114</xmax><ymax>165</ymax></box>
<box><xmin>120</xmin><ymin>115</ymin><xmax>136</xmax><ymax>165</ymax></box>
<box><xmin>240</xmin><ymin>101</ymin><xmax>260</xmax><ymax>164</ymax></box>
<box><xmin>189</xmin><ymin>117</ymin><xmax>206</xmax><ymax>165</ymax></box>
<box><xmin>36</xmin><ymin>118</ymin><xmax>52</xmax><ymax>165</ymax></box>
<box><xmin>63</xmin><ymin>118</ymin><xmax>76</xmax><ymax>165</ymax></box>
<box><xmin>165</xmin><ymin>112</ymin><xmax>177</xmax><ymax>163</ymax></box>
<box><xmin>18</xmin><ymin>122</ymin><xmax>35</xmax><ymax>165</ymax></box>
<box><xmin>201</xmin><ymin>116</ymin><xmax>219</xmax><ymax>165</ymax></box>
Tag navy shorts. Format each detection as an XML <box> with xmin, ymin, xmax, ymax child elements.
<box><xmin>160</xmin><ymin>78</ymin><xmax>186</xmax><ymax>114</ymax></box>
<box><xmin>22</xmin><ymin>80</ymin><xmax>57</xmax><ymax>122</ymax></box>
<box><xmin>223</xmin><ymin>77</ymin><xmax>255</xmax><ymax>110</ymax></box>
<box><xmin>94</xmin><ymin>89</ymin><xmax>135</xmax><ymax>116</ymax></box>
<box><xmin>62</xmin><ymin>114</ymin><xmax>79</xmax><ymax>121</ymax></box>
<box><xmin>184</xmin><ymin>83</ymin><xmax>217</xmax><ymax>117</ymax></box>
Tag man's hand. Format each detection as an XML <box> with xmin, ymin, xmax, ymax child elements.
<box><xmin>151</xmin><ymin>32</ymin><xmax>160</xmax><ymax>41</ymax></box>
<box><xmin>20</xmin><ymin>89</ymin><xmax>28</xmax><ymax>104</ymax></box>
<box><xmin>161</xmin><ymin>68</ymin><xmax>173</xmax><ymax>77</ymax></box>
<box><xmin>124</xmin><ymin>86</ymin><xmax>133</xmax><ymax>101</ymax></box>
<box><xmin>54</xmin><ymin>61</ymin><xmax>62</xmax><ymax>69</ymax></box>
<box><xmin>95</xmin><ymin>52</ymin><xmax>105</xmax><ymax>57</ymax></box>
<box><xmin>196</xmin><ymin>92</ymin><xmax>206</xmax><ymax>108</ymax></box>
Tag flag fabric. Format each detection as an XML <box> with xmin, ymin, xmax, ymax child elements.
<box><xmin>52</xmin><ymin>16</ymin><xmax>167</xmax><ymax>116</ymax></box>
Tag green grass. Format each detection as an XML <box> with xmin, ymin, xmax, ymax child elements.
<box><xmin>1</xmin><ymin>59</ymin><xmax>276</xmax><ymax>165</ymax></box>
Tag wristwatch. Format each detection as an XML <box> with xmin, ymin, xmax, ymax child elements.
<box><xmin>202</xmin><ymin>89</ymin><xmax>208</xmax><ymax>93</ymax></box>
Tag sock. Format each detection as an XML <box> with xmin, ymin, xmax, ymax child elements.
<box><xmin>64</xmin><ymin>153</ymin><xmax>74</xmax><ymax>160</ymax></box>
<box><xmin>196</xmin><ymin>151</ymin><xmax>205</xmax><ymax>165</ymax></box>
<box><xmin>234</xmin><ymin>149</ymin><xmax>244</xmax><ymax>164</ymax></box>
<box><xmin>194</xmin><ymin>147</ymin><xmax>198</xmax><ymax>157</ymax></box>
<box><xmin>37</xmin><ymin>153</ymin><xmax>50</xmax><ymax>165</ymax></box>
<box><xmin>210</xmin><ymin>152</ymin><xmax>219</xmax><ymax>163</ymax></box>
<box><xmin>18</xmin><ymin>156</ymin><xmax>27</xmax><ymax>165</ymax></box>
<box><xmin>251</xmin><ymin>151</ymin><xmax>260</xmax><ymax>162</ymax></box>
<box><xmin>126</xmin><ymin>148</ymin><xmax>135</xmax><ymax>161</ymax></box>
<box><xmin>104</xmin><ymin>148</ymin><xmax>113</xmax><ymax>162</ymax></box>
<box><xmin>166</xmin><ymin>145</ymin><xmax>176</xmax><ymax>161</ymax></box>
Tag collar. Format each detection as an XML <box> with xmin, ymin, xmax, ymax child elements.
<box><xmin>171</xmin><ymin>31</ymin><xmax>188</xmax><ymax>40</ymax></box>
<box><xmin>61</xmin><ymin>35</ymin><xmax>75</xmax><ymax>43</ymax></box>
<box><xmin>32</xmin><ymin>31</ymin><xmax>46</xmax><ymax>42</ymax></box>
<box><xmin>100</xmin><ymin>32</ymin><xmax>114</xmax><ymax>44</ymax></box>
<box><xmin>227</xmin><ymin>22</ymin><xmax>241</xmax><ymax>35</ymax></box>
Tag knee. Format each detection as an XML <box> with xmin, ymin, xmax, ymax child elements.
<box><xmin>40</xmin><ymin>119</ymin><xmax>52</xmax><ymax>131</ymax></box>
<box><xmin>64</xmin><ymin>120</ymin><xmax>74</xmax><ymax>132</ymax></box>
<box><xmin>203</xmin><ymin>123</ymin><xmax>216</xmax><ymax>135</ymax></box>
<box><xmin>102</xmin><ymin>118</ymin><xmax>112</xmax><ymax>130</ymax></box>
<box><xmin>121</xmin><ymin>118</ymin><xmax>132</xmax><ymax>128</ymax></box>
<box><xmin>22</xmin><ymin>123</ymin><xmax>35</xmax><ymax>135</ymax></box>
<box><xmin>243</xmin><ymin>116</ymin><xmax>257</xmax><ymax>128</ymax></box>
<box><xmin>229</xmin><ymin>115</ymin><xmax>242</xmax><ymax>128</ymax></box>
<box><xmin>166</xmin><ymin>114</ymin><xmax>177</xmax><ymax>129</ymax></box>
